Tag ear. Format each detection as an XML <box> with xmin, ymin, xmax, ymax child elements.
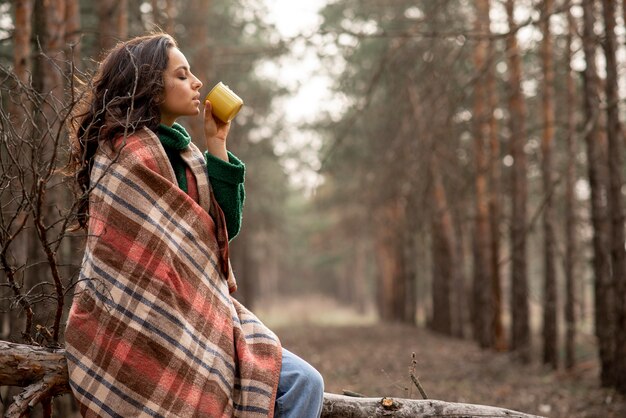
<box><xmin>153</xmin><ymin>86</ymin><xmax>165</xmax><ymax>105</ymax></box>
<box><xmin>153</xmin><ymin>74</ymin><xmax>168</xmax><ymax>105</ymax></box>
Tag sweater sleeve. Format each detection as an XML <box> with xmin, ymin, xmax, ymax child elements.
<box><xmin>204</xmin><ymin>150</ymin><xmax>246</xmax><ymax>241</ymax></box>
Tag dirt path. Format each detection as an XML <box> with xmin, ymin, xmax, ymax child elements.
<box><xmin>273</xmin><ymin>323</ymin><xmax>626</xmax><ymax>418</ymax></box>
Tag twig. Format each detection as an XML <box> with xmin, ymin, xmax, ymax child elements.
<box><xmin>343</xmin><ymin>390</ymin><xmax>366</xmax><ymax>398</ymax></box>
<box><xmin>409</xmin><ymin>352</ymin><xmax>428</xmax><ymax>400</ymax></box>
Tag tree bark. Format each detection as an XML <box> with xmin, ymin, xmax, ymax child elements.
<box><xmin>65</xmin><ymin>0</ymin><xmax>81</xmax><ymax>64</ymax></box>
<box><xmin>471</xmin><ymin>0</ymin><xmax>494</xmax><ymax>350</ymax></box>
<box><xmin>230</xmin><ymin>229</ymin><xmax>259</xmax><ymax>310</ymax></box>
<box><xmin>321</xmin><ymin>393</ymin><xmax>544</xmax><ymax>418</ymax></box>
<box><xmin>486</xmin><ymin>28</ymin><xmax>506</xmax><ymax>352</ymax></box>
<box><xmin>165</xmin><ymin>0</ymin><xmax>176</xmax><ymax>34</ymax></box>
<box><xmin>506</xmin><ymin>0</ymin><xmax>531</xmax><ymax>363</ymax></box>
<box><xmin>151</xmin><ymin>0</ymin><xmax>176</xmax><ymax>33</ymax></box>
<box><xmin>5</xmin><ymin>1</ymin><xmax>33</xmax><ymax>342</ymax></box>
<box><xmin>184</xmin><ymin>0</ymin><xmax>213</xmax><ymax>140</ymax></box>
<box><xmin>0</xmin><ymin>342</ymin><xmax>545</xmax><ymax>418</ymax></box>
<box><xmin>539</xmin><ymin>0</ymin><xmax>558</xmax><ymax>370</ymax></box>
<box><xmin>117</xmin><ymin>0</ymin><xmax>129</xmax><ymax>41</ymax></box>
<box><xmin>0</xmin><ymin>341</ymin><xmax>69</xmax><ymax>418</ymax></box>
<box><xmin>402</xmin><ymin>209</ymin><xmax>418</xmax><ymax>324</ymax></box>
<box><xmin>12</xmin><ymin>0</ymin><xmax>32</xmax><ymax>86</ymax></box>
<box><xmin>151</xmin><ymin>0</ymin><xmax>159</xmax><ymax>26</ymax></box>
<box><xmin>374</xmin><ymin>200</ymin><xmax>409</xmax><ymax>322</ymax></box>
<box><xmin>352</xmin><ymin>238</ymin><xmax>369</xmax><ymax>314</ymax></box>
<box><xmin>430</xmin><ymin>155</ymin><xmax>455</xmax><ymax>335</ymax></box>
<box><xmin>97</xmin><ymin>0</ymin><xmax>126</xmax><ymax>51</ymax></box>
<box><xmin>563</xmin><ymin>2</ymin><xmax>578</xmax><ymax>371</ymax></box>
<box><xmin>581</xmin><ymin>0</ymin><xmax>614</xmax><ymax>388</ymax></box>
<box><xmin>29</xmin><ymin>0</ymin><xmax>68</xmax><ymax>344</ymax></box>
<box><xmin>600</xmin><ymin>0</ymin><xmax>626</xmax><ymax>394</ymax></box>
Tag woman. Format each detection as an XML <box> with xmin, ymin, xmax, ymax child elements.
<box><xmin>65</xmin><ymin>33</ymin><xmax>324</xmax><ymax>418</ymax></box>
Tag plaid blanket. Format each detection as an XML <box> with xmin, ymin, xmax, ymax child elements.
<box><xmin>65</xmin><ymin>127</ymin><xmax>282</xmax><ymax>417</ymax></box>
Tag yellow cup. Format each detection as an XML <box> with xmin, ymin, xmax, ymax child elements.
<box><xmin>205</xmin><ymin>82</ymin><xmax>244</xmax><ymax>123</ymax></box>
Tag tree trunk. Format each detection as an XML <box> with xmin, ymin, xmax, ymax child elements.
<box><xmin>65</xmin><ymin>0</ymin><xmax>81</xmax><ymax>64</ymax></box>
<box><xmin>403</xmin><ymin>213</ymin><xmax>418</xmax><ymax>324</ymax></box>
<box><xmin>0</xmin><ymin>341</ymin><xmax>546</xmax><ymax>418</ymax></box>
<box><xmin>352</xmin><ymin>238</ymin><xmax>369</xmax><ymax>314</ymax></box>
<box><xmin>230</xmin><ymin>229</ymin><xmax>258</xmax><ymax>310</ymax></box>
<box><xmin>486</xmin><ymin>18</ymin><xmax>505</xmax><ymax>352</ymax></box>
<box><xmin>429</xmin><ymin>155</ymin><xmax>457</xmax><ymax>336</ymax></box>
<box><xmin>563</xmin><ymin>2</ymin><xmax>578</xmax><ymax>371</ymax></box>
<box><xmin>5</xmin><ymin>0</ymin><xmax>33</xmax><ymax>342</ymax></box>
<box><xmin>34</xmin><ymin>0</ymin><xmax>65</xmax><ymax>101</ymax></box>
<box><xmin>184</xmin><ymin>0</ymin><xmax>213</xmax><ymax>141</ymax></box>
<box><xmin>12</xmin><ymin>0</ymin><xmax>32</xmax><ymax>86</ymax></box>
<box><xmin>453</xmin><ymin>213</ymin><xmax>468</xmax><ymax>338</ymax></box>
<box><xmin>128</xmin><ymin>0</ymin><xmax>145</xmax><ymax>36</ymax></box>
<box><xmin>165</xmin><ymin>0</ymin><xmax>176</xmax><ymax>34</ymax></box>
<box><xmin>471</xmin><ymin>0</ymin><xmax>494</xmax><ymax>350</ymax></box>
<box><xmin>600</xmin><ymin>0</ymin><xmax>626</xmax><ymax>394</ymax></box>
<box><xmin>151</xmin><ymin>0</ymin><xmax>159</xmax><ymax>26</ymax></box>
<box><xmin>118</xmin><ymin>0</ymin><xmax>129</xmax><ymax>41</ymax></box>
<box><xmin>581</xmin><ymin>0</ymin><xmax>614</xmax><ymax>387</ymax></box>
<box><xmin>506</xmin><ymin>0</ymin><xmax>531</xmax><ymax>363</ymax></box>
<box><xmin>26</xmin><ymin>0</ymin><xmax>68</xmax><ymax>344</ymax></box>
<box><xmin>539</xmin><ymin>0</ymin><xmax>558</xmax><ymax>370</ymax></box>
<box><xmin>151</xmin><ymin>0</ymin><xmax>176</xmax><ymax>33</ymax></box>
<box><xmin>374</xmin><ymin>200</ymin><xmax>408</xmax><ymax>322</ymax></box>
<box><xmin>97</xmin><ymin>0</ymin><xmax>127</xmax><ymax>51</ymax></box>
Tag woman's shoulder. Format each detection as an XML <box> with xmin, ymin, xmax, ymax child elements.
<box><xmin>96</xmin><ymin>126</ymin><xmax>165</xmax><ymax>169</ymax></box>
<box><xmin>108</xmin><ymin>126</ymin><xmax>158</xmax><ymax>150</ymax></box>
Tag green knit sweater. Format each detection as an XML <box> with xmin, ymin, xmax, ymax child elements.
<box><xmin>156</xmin><ymin>123</ymin><xmax>245</xmax><ymax>241</ymax></box>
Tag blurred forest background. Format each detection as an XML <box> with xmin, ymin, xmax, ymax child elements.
<box><xmin>1</xmin><ymin>0</ymin><xmax>626</xmax><ymax>416</ymax></box>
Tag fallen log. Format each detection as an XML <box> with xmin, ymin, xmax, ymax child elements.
<box><xmin>0</xmin><ymin>341</ymin><xmax>69</xmax><ymax>417</ymax></box>
<box><xmin>321</xmin><ymin>393</ymin><xmax>544</xmax><ymax>417</ymax></box>
<box><xmin>0</xmin><ymin>341</ymin><xmax>545</xmax><ymax>418</ymax></box>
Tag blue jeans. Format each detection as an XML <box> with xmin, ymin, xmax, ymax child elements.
<box><xmin>274</xmin><ymin>348</ymin><xmax>324</xmax><ymax>418</ymax></box>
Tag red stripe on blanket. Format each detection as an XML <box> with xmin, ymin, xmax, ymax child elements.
<box><xmin>68</xmin><ymin>301</ymin><xmax>229</xmax><ymax>416</ymax></box>
<box><xmin>90</xmin><ymin>207</ymin><xmax>234</xmax><ymax>336</ymax></box>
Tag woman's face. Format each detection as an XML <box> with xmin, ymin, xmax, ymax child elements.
<box><xmin>158</xmin><ymin>47</ymin><xmax>203</xmax><ymax>126</ymax></box>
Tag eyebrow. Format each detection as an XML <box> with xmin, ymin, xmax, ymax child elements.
<box><xmin>174</xmin><ymin>65</ymin><xmax>189</xmax><ymax>72</ymax></box>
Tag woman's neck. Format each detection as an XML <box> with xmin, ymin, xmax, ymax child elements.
<box><xmin>159</xmin><ymin>116</ymin><xmax>177</xmax><ymax>127</ymax></box>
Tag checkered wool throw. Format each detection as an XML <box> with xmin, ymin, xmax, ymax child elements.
<box><xmin>65</xmin><ymin>127</ymin><xmax>282</xmax><ymax>417</ymax></box>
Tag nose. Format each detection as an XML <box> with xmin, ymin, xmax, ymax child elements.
<box><xmin>192</xmin><ymin>75</ymin><xmax>202</xmax><ymax>90</ymax></box>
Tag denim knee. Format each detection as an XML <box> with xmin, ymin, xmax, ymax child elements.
<box><xmin>295</xmin><ymin>362</ymin><xmax>324</xmax><ymax>398</ymax></box>
<box><xmin>275</xmin><ymin>349</ymin><xmax>325</xmax><ymax>418</ymax></box>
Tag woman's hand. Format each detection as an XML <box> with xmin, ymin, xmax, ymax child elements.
<box><xmin>204</xmin><ymin>100</ymin><xmax>230</xmax><ymax>162</ymax></box>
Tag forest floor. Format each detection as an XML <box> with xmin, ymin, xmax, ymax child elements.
<box><xmin>257</xmin><ymin>295</ymin><xmax>626</xmax><ymax>418</ymax></box>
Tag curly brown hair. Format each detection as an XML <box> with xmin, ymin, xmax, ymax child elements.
<box><xmin>67</xmin><ymin>33</ymin><xmax>177</xmax><ymax>229</ymax></box>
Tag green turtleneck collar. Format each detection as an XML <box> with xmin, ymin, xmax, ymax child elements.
<box><xmin>156</xmin><ymin>123</ymin><xmax>190</xmax><ymax>193</ymax></box>
<box><xmin>157</xmin><ymin>122</ymin><xmax>191</xmax><ymax>150</ymax></box>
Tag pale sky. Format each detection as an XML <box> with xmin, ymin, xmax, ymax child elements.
<box><xmin>264</xmin><ymin>0</ymin><xmax>325</xmax><ymax>38</ymax></box>
<box><xmin>261</xmin><ymin>0</ymin><xmax>332</xmax><ymax>193</ymax></box>
<box><xmin>262</xmin><ymin>0</ymin><xmax>331</xmax><ymax>123</ymax></box>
